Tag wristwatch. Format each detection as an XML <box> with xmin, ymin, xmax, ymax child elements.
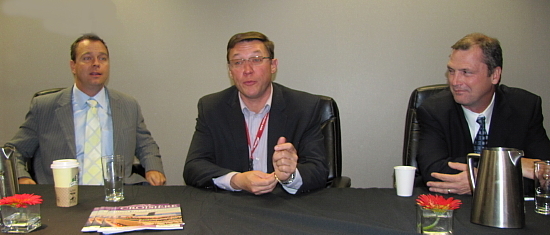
<box><xmin>276</xmin><ymin>172</ymin><xmax>295</xmax><ymax>185</ymax></box>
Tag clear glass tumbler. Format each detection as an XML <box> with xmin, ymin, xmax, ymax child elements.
<box><xmin>101</xmin><ymin>155</ymin><xmax>125</xmax><ymax>202</ymax></box>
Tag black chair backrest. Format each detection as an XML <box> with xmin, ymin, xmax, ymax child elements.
<box><xmin>402</xmin><ymin>84</ymin><xmax>448</xmax><ymax>169</ymax></box>
<box><xmin>33</xmin><ymin>88</ymin><xmax>65</xmax><ymax>98</ymax></box>
<box><xmin>318</xmin><ymin>95</ymin><xmax>342</xmax><ymax>183</ymax></box>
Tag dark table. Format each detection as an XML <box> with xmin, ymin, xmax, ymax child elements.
<box><xmin>19</xmin><ymin>185</ymin><xmax>549</xmax><ymax>234</ymax></box>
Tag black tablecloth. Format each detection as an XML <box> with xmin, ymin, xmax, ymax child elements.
<box><xmin>18</xmin><ymin>185</ymin><xmax>549</xmax><ymax>234</ymax></box>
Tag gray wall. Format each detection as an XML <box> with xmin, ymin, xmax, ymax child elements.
<box><xmin>1</xmin><ymin>0</ymin><xmax>549</xmax><ymax>188</ymax></box>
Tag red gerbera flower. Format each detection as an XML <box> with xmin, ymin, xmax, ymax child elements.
<box><xmin>0</xmin><ymin>194</ymin><xmax>43</xmax><ymax>208</ymax></box>
<box><xmin>416</xmin><ymin>194</ymin><xmax>461</xmax><ymax>212</ymax></box>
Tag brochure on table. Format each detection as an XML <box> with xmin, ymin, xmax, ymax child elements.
<box><xmin>82</xmin><ymin>203</ymin><xmax>184</xmax><ymax>234</ymax></box>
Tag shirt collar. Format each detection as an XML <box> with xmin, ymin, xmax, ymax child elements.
<box><xmin>462</xmin><ymin>93</ymin><xmax>495</xmax><ymax>118</ymax></box>
<box><xmin>238</xmin><ymin>84</ymin><xmax>273</xmax><ymax>115</ymax></box>
<box><xmin>72</xmin><ymin>85</ymin><xmax>108</xmax><ymax>110</ymax></box>
<box><xmin>462</xmin><ymin>92</ymin><xmax>495</xmax><ymax>129</ymax></box>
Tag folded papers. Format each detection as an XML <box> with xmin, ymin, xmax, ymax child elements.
<box><xmin>82</xmin><ymin>204</ymin><xmax>184</xmax><ymax>234</ymax></box>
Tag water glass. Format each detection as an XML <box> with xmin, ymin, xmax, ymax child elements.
<box><xmin>101</xmin><ymin>155</ymin><xmax>125</xmax><ymax>202</ymax></box>
<box><xmin>535</xmin><ymin>160</ymin><xmax>550</xmax><ymax>215</ymax></box>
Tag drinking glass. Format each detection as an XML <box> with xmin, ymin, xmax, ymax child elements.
<box><xmin>101</xmin><ymin>155</ymin><xmax>124</xmax><ymax>202</ymax></box>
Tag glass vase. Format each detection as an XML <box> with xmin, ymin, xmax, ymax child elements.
<box><xmin>416</xmin><ymin>205</ymin><xmax>453</xmax><ymax>234</ymax></box>
<box><xmin>1</xmin><ymin>205</ymin><xmax>41</xmax><ymax>233</ymax></box>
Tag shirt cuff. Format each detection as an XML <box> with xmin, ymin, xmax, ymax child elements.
<box><xmin>280</xmin><ymin>169</ymin><xmax>303</xmax><ymax>194</ymax></box>
<box><xmin>213</xmin><ymin>172</ymin><xmax>242</xmax><ymax>191</ymax></box>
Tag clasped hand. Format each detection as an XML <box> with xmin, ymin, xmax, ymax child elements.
<box><xmin>230</xmin><ymin>137</ymin><xmax>298</xmax><ymax>195</ymax></box>
<box><xmin>272</xmin><ymin>137</ymin><xmax>298</xmax><ymax>182</ymax></box>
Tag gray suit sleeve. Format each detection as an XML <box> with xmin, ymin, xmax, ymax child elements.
<box><xmin>6</xmin><ymin>98</ymin><xmax>40</xmax><ymax>179</ymax></box>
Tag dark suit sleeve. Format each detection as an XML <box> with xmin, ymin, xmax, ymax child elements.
<box><xmin>183</xmin><ymin>98</ymin><xmax>235</xmax><ymax>188</ymax></box>
<box><xmin>416</xmin><ymin>105</ymin><xmax>463</xmax><ymax>183</ymax></box>
<box><xmin>522</xmin><ymin>96</ymin><xmax>550</xmax><ymax>160</ymax></box>
<box><xmin>291</xmin><ymin>101</ymin><xmax>328</xmax><ymax>193</ymax></box>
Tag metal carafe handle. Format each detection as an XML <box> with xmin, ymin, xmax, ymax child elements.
<box><xmin>466</xmin><ymin>153</ymin><xmax>480</xmax><ymax>192</ymax></box>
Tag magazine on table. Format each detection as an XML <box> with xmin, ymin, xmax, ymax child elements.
<box><xmin>82</xmin><ymin>206</ymin><xmax>115</xmax><ymax>232</ymax></box>
<box><xmin>82</xmin><ymin>203</ymin><xmax>184</xmax><ymax>234</ymax></box>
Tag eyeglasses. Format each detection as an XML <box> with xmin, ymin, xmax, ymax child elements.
<box><xmin>228</xmin><ymin>56</ymin><xmax>272</xmax><ymax>67</ymax></box>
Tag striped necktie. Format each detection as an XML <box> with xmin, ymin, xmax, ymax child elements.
<box><xmin>82</xmin><ymin>99</ymin><xmax>103</xmax><ymax>185</ymax></box>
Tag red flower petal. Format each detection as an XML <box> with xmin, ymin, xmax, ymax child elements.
<box><xmin>0</xmin><ymin>194</ymin><xmax>43</xmax><ymax>208</ymax></box>
<box><xmin>416</xmin><ymin>194</ymin><xmax>461</xmax><ymax>211</ymax></box>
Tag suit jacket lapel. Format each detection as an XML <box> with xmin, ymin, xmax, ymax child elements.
<box><xmin>267</xmin><ymin>84</ymin><xmax>287</xmax><ymax>172</ymax></box>
<box><xmin>451</xmin><ymin>101</ymin><xmax>473</xmax><ymax>152</ymax></box>
<box><xmin>226</xmin><ymin>88</ymin><xmax>250</xmax><ymax>171</ymax></box>
<box><xmin>55</xmin><ymin>88</ymin><xmax>77</xmax><ymax>157</ymax></box>
<box><xmin>107</xmin><ymin>88</ymin><xmax>124</xmax><ymax>155</ymax></box>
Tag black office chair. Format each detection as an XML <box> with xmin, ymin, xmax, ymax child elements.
<box><xmin>31</xmin><ymin>88</ymin><xmax>146</xmax><ymax>179</ymax></box>
<box><xmin>33</xmin><ymin>88</ymin><xmax>65</xmax><ymax>98</ymax></box>
<box><xmin>402</xmin><ymin>84</ymin><xmax>448</xmax><ymax>186</ymax></box>
<box><xmin>319</xmin><ymin>95</ymin><xmax>351</xmax><ymax>188</ymax></box>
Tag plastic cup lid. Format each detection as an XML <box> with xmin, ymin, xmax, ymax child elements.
<box><xmin>51</xmin><ymin>159</ymin><xmax>79</xmax><ymax>168</ymax></box>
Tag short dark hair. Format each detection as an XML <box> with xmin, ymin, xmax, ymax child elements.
<box><xmin>451</xmin><ymin>33</ymin><xmax>502</xmax><ymax>75</ymax></box>
<box><xmin>70</xmin><ymin>33</ymin><xmax>109</xmax><ymax>61</ymax></box>
<box><xmin>226</xmin><ymin>31</ymin><xmax>274</xmax><ymax>62</ymax></box>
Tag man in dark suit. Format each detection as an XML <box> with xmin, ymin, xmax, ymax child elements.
<box><xmin>6</xmin><ymin>34</ymin><xmax>166</xmax><ymax>186</ymax></box>
<box><xmin>417</xmin><ymin>33</ymin><xmax>550</xmax><ymax>195</ymax></box>
<box><xmin>183</xmin><ymin>31</ymin><xmax>328</xmax><ymax>195</ymax></box>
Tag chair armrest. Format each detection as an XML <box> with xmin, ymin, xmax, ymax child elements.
<box><xmin>326</xmin><ymin>176</ymin><xmax>351</xmax><ymax>188</ymax></box>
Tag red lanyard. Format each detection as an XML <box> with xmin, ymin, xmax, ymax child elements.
<box><xmin>245</xmin><ymin>112</ymin><xmax>270</xmax><ymax>169</ymax></box>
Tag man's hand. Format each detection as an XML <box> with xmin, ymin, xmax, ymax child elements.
<box><xmin>230</xmin><ymin>171</ymin><xmax>277</xmax><ymax>195</ymax></box>
<box><xmin>521</xmin><ymin>158</ymin><xmax>541</xmax><ymax>179</ymax></box>
<box><xmin>145</xmin><ymin>170</ymin><xmax>166</xmax><ymax>186</ymax></box>
<box><xmin>18</xmin><ymin>178</ymin><xmax>36</xmax><ymax>185</ymax></box>
<box><xmin>272</xmin><ymin>137</ymin><xmax>298</xmax><ymax>181</ymax></box>
<box><xmin>427</xmin><ymin>162</ymin><xmax>473</xmax><ymax>195</ymax></box>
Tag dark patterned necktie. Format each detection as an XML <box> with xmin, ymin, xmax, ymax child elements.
<box><xmin>473</xmin><ymin>116</ymin><xmax>488</xmax><ymax>154</ymax></box>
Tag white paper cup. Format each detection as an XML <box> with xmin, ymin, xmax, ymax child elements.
<box><xmin>394</xmin><ymin>166</ymin><xmax>416</xmax><ymax>197</ymax></box>
<box><xmin>51</xmin><ymin>159</ymin><xmax>79</xmax><ymax>207</ymax></box>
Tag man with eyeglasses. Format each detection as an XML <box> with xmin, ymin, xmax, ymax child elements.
<box><xmin>184</xmin><ymin>31</ymin><xmax>328</xmax><ymax>195</ymax></box>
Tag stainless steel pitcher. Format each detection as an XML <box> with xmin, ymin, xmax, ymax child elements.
<box><xmin>0</xmin><ymin>146</ymin><xmax>19</xmax><ymax>198</ymax></box>
<box><xmin>467</xmin><ymin>147</ymin><xmax>524</xmax><ymax>228</ymax></box>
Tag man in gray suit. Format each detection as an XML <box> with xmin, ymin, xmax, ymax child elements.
<box><xmin>6</xmin><ymin>34</ymin><xmax>166</xmax><ymax>186</ymax></box>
